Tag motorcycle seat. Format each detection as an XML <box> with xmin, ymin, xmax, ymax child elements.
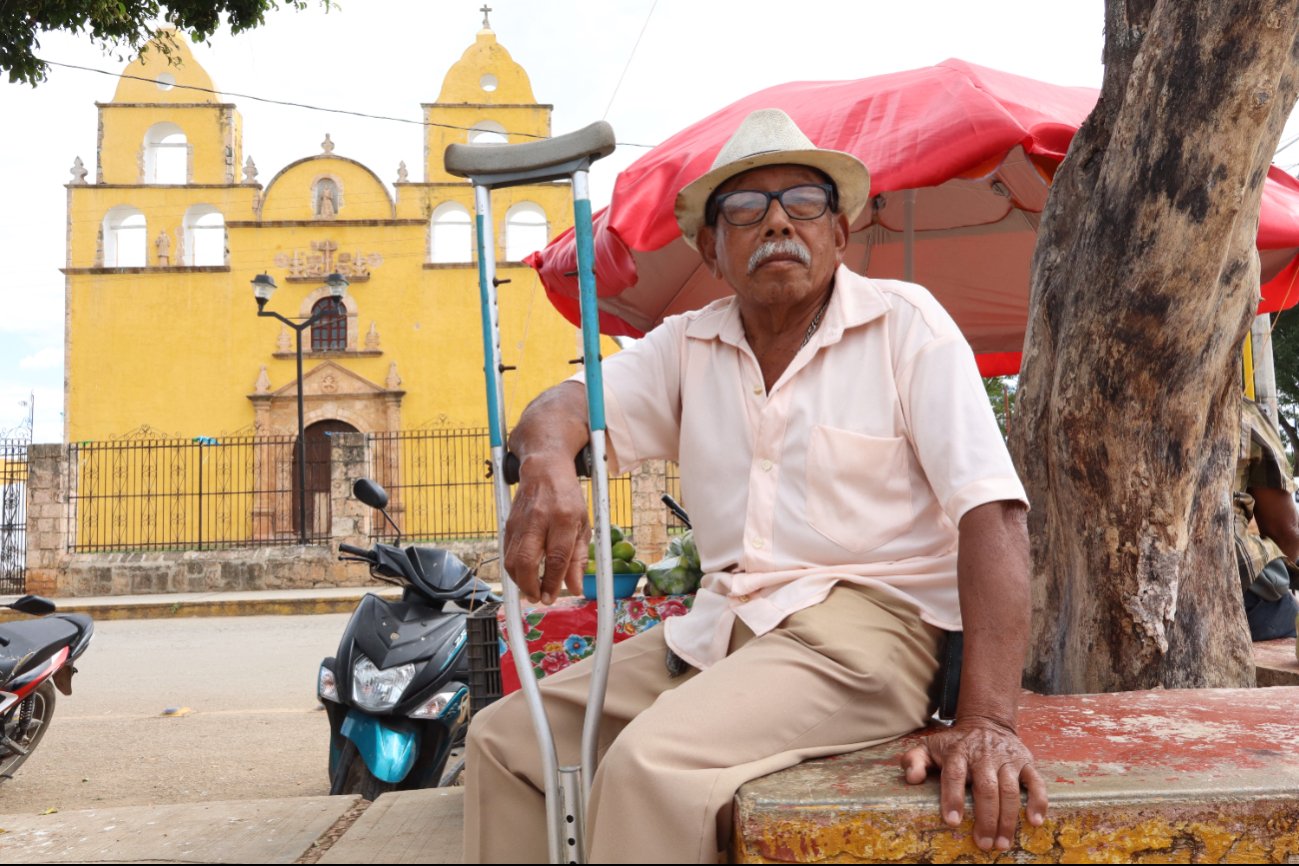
<box><xmin>0</xmin><ymin>617</ymin><xmax>79</xmax><ymax>683</ymax></box>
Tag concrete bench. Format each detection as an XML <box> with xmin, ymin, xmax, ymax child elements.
<box><xmin>1256</xmin><ymin>638</ymin><xmax>1299</xmax><ymax>687</ymax></box>
<box><xmin>733</xmin><ymin>687</ymin><xmax>1299</xmax><ymax>863</ymax></box>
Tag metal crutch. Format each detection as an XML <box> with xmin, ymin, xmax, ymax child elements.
<box><xmin>445</xmin><ymin>121</ymin><xmax>618</xmax><ymax>865</ymax></box>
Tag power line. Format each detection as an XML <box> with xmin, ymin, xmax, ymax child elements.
<box><xmin>42</xmin><ymin>59</ymin><xmax>658</xmax><ymax>149</ymax></box>
<box><xmin>604</xmin><ymin>0</ymin><xmax>658</xmax><ymax>121</ymax></box>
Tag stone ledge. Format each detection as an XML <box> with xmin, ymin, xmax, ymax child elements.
<box><xmin>734</xmin><ymin>687</ymin><xmax>1299</xmax><ymax>863</ymax></box>
<box><xmin>1255</xmin><ymin>637</ymin><xmax>1299</xmax><ymax>686</ymax></box>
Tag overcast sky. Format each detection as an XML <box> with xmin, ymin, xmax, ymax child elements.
<box><xmin>0</xmin><ymin>0</ymin><xmax>1271</xmax><ymax>442</ymax></box>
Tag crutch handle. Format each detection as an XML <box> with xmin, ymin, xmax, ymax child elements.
<box><xmin>502</xmin><ymin>447</ymin><xmax>592</xmax><ymax>485</ymax></box>
<box><xmin>445</xmin><ymin>121</ymin><xmax>616</xmax><ymax>182</ymax></box>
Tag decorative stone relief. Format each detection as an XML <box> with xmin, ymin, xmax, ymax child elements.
<box><xmin>69</xmin><ymin>157</ymin><xmax>88</xmax><ymax>184</ymax></box>
<box><xmin>277</xmin><ymin>325</ymin><xmax>292</xmax><ymax>353</ymax></box>
<box><xmin>175</xmin><ymin>228</ymin><xmax>185</xmax><ymax>266</ymax></box>
<box><xmin>320</xmin><ymin>374</ymin><xmax>339</xmax><ymax>394</ymax></box>
<box><xmin>135</xmin><ymin>147</ymin><xmax>145</xmax><ymax>183</ymax></box>
<box><xmin>94</xmin><ymin>226</ymin><xmax>104</xmax><ymax>267</ymax></box>
<box><xmin>386</xmin><ymin>362</ymin><xmax>403</xmax><ymax>391</ymax></box>
<box><xmin>254</xmin><ymin>365</ymin><xmax>272</xmax><ymax>394</ymax></box>
<box><xmin>272</xmin><ymin>240</ymin><xmax>381</xmax><ymax>282</ymax></box>
<box><xmin>243</xmin><ymin>156</ymin><xmax>259</xmax><ymax>184</ymax></box>
<box><xmin>321</xmin><ymin>134</ymin><xmax>335</xmax><ymax>155</ymax></box>
<box><xmin>365</xmin><ymin>322</ymin><xmax>381</xmax><ymax>351</ymax></box>
<box><xmin>396</xmin><ymin>161</ymin><xmax>409</xmax><ymax>183</ymax></box>
<box><xmin>155</xmin><ymin>230</ymin><xmax>171</xmax><ymax>266</ymax></box>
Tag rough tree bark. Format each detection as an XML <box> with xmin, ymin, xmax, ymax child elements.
<box><xmin>1011</xmin><ymin>0</ymin><xmax>1299</xmax><ymax>693</ymax></box>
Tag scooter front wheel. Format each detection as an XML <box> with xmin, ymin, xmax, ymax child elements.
<box><xmin>330</xmin><ymin>740</ymin><xmax>397</xmax><ymax>802</ymax></box>
<box><xmin>0</xmin><ymin>681</ymin><xmax>56</xmax><ymax>785</ymax></box>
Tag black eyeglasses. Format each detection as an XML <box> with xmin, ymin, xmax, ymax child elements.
<box><xmin>706</xmin><ymin>183</ymin><xmax>837</xmax><ymax>228</ymax></box>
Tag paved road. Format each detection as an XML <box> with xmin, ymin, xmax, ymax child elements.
<box><xmin>0</xmin><ymin>614</ymin><xmax>348</xmax><ymax>814</ymax></box>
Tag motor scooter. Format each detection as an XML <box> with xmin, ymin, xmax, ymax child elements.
<box><xmin>321</xmin><ymin>478</ymin><xmax>497</xmax><ymax>799</ymax></box>
<box><xmin>0</xmin><ymin>595</ymin><xmax>94</xmax><ymax>783</ymax></box>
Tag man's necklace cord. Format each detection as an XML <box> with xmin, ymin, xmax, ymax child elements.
<box><xmin>800</xmin><ymin>289</ymin><xmax>833</xmax><ymax>349</ymax></box>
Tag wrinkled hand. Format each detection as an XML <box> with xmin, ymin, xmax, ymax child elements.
<box><xmin>900</xmin><ymin>717</ymin><xmax>1047</xmax><ymax>851</ymax></box>
<box><xmin>502</xmin><ymin>453</ymin><xmax>591</xmax><ymax>605</ymax></box>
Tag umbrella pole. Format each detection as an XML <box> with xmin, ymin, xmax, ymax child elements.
<box><xmin>903</xmin><ymin>188</ymin><xmax>916</xmax><ymax>283</ymax></box>
<box><xmin>472</xmin><ymin>181</ymin><xmax>565</xmax><ymax>865</ymax></box>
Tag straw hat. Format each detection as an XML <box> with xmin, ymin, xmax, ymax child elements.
<box><xmin>675</xmin><ymin>109</ymin><xmax>870</xmax><ymax>250</ymax></box>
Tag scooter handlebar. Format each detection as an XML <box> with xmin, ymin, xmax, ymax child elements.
<box><xmin>338</xmin><ymin>543</ymin><xmax>375</xmax><ymax>560</ymax></box>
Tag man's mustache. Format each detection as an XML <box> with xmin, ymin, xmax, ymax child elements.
<box><xmin>747</xmin><ymin>239</ymin><xmax>811</xmax><ymax>275</ymax></box>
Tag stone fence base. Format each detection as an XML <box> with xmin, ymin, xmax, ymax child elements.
<box><xmin>24</xmin><ymin>436</ymin><xmax>659</xmax><ymax>597</ymax></box>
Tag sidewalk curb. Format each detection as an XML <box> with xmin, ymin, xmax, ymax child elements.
<box><xmin>0</xmin><ymin>591</ymin><xmax>400</xmax><ymax>623</ymax></box>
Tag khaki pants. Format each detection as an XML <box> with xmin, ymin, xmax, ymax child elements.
<box><xmin>464</xmin><ymin>584</ymin><xmax>943</xmax><ymax>863</ymax></box>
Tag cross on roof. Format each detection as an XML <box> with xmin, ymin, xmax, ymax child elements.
<box><xmin>480</xmin><ymin>4</ymin><xmax>492</xmax><ymax>28</ymax></box>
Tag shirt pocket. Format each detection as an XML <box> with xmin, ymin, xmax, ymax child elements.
<box><xmin>805</xmin><ymin>425</ymin><xmax>915</xmax><ymax>555</ymax></box>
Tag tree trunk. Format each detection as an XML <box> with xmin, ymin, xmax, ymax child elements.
<box><xmin>1011</xmin><ymin>0</ymin><xmax>1299</xmax><ymax>693</ymax></box>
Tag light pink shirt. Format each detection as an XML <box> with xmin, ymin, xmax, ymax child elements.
<box><xmin>573</xmin><ymin>265</ymin><xmax>1027</xmax><ymax>669</ymax></box>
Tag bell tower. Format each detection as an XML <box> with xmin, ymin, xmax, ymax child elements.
<box><xmin>96</xmin><ymin>32</ymin><xmax>242</xmax><ymax>185</ymax></box>
<box><xmin>422</xmin><ymin>21</ymin><xmax>552</xmax><ymax>183</ymax></box>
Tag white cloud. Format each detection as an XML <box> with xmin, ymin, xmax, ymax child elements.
<box><xmin>18</xmin><ymin>347</ymin><xmax>62</xmax><ymax>370</ymax></box>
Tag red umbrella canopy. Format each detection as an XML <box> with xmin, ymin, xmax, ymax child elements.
<box><xmin>529</xmin><ymin>59</ymin><xmax>1299</xmax><ymax>376</ymax></box>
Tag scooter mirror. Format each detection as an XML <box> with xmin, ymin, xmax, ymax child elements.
<box><xmin>9</xmin><ymin>595</ymin><xmax>56</xmax><ymax>616</ymax></box>
<box><xmin>353</xmin><ymin>478</ymin><xmax>389</xmax><ymax>510</ymax></box>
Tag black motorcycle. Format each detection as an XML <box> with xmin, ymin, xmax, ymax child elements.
<box><xmin>321</xmin><ymin>479</ymin><xmax>497</xmax><ymax>799</ymax></box>
<box><xmin>0</xmin><ymin>595</ymin><xmax>94</xmax><ymax>784</ymax></box>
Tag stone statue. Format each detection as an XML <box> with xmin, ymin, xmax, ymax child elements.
<box><xmin>396</xmin><ymin>161</ymin><xmax>408</xmax><ymax>183</ymax></box>
<box><xmin>155</xmin><ymin>230</ymin><xmax>171</xmax><ymax>266</ymax></box>
<box><xmin>254</xmin><ymin>365</ymin><xmax>272</xmax><ymax>394</ymax></box>
<box><xmin>69</xmin><ymin>157</ymin><xmax>88</xmax><ymax>184</ymax></box>
<box><xmin>243</xmin><ymin>156</ymin><xmax>259</xmax><ymax>184</ymax></box>
<box><xmin>319</xmin><ymin>187</ymin><xmax>336</xmax><ymax>219</ymax></box>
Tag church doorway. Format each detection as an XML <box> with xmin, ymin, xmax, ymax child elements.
<box><xmin>293</xmin><ymin>420</ymin><xmax>359</xmax><ymax>538</ymax></box>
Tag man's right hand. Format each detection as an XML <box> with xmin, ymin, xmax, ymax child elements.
<box><xmin>501</xmin><ymin>451</ymin><xmax>591</xmax><ymax>604</ymax></box>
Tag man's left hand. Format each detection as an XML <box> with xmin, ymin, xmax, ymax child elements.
<box><xmin>900</xmin><ymin>716</ymin><xmax>1047</xmax><ymax>851</ymax></box>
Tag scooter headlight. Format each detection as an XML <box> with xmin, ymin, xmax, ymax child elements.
<box><xmin>351</xmin><ymin>654</ymin><xmax>415</xmax><ymax>712</ymax></box>
<box><xmin>318</xmin><ymin>665</ymin><xmax>339</xmax><ymax>702</ymax></box>
<box><xmin>410</xmin><ymin>687</ymin><xmax>468</xmax><ymax>720</ymax></box>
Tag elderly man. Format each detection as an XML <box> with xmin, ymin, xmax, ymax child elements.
<box><xmin>464</xmin><ymin>109</ymin><xmax>1047</xmax><ymax>863</ymax></box>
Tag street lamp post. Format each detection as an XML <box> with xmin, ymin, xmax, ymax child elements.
<box><xmin>252</xmin><ymin>271</ymin><xmax>350</xmax><ymax>544</ymax></box>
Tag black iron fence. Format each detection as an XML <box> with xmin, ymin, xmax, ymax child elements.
<box><xmin>68</xmin><ymin>436</ymin><xmax>330</xmax><ymax>552</ymax></box>
<box><xmin>0</xmin><ymin>440</ymin><xmax>27</xmax><ymax>593</ymax></box>
<box><xmin>369</xmin><ymin>429</ymin><xmax>635</xmax><ymax>543</ymax></box>
<box><xmin>665</xmin><ymin>461</ymin><xmax>687</xmax><ymax>531</ymax></box>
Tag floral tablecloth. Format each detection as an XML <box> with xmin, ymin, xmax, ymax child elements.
<box><xmin>497</xmin><ymin>594</ymin><xmax>695</xmax><ymax>694</ymax></box>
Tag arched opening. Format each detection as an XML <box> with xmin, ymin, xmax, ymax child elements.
<box><xmin>505</xmin><ymin>201</ymin><xmax>549</xmax><ymax>262</ymax></box>
<box><xmin>310</xmin><ymin>298</ymin><xmax>347</xmax><ymax>351</ymax></box>
<box><xmin>143</xmin><ymin>122</ymin><xmax>187</xmax><ymax>184</ymax></box>
<box><xmin>103</xmin><ymin>206</ymin><xmax>147</xmax><ymax>267</ymax></box>
<box><xmin>182</xmin><ymin>204</ymin><xmax>225</xmax><ymax>266</ymax></box>
<box><xmin>467</xmin><ymin>120</ymin><xmax>508</xmax><ymax>145</ymax></box>
<box><xmin>292</xmin><ymin>420</ymin><xmax>359</xmax><ymax>537</ymax></box>
<box><xmin>314</xmin><ymin>178</ymin><xmax>340</xmax><ymax>218</ymax></box>
<box><xmin>429</xmin><ymin>201</ymin><xmax>473</xmax><ymax>263</ymax></box>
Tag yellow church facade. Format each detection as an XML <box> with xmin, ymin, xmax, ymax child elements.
<box><xmin>62</xmin><ymin>26</ymin><xmax>612</xmax><ymax>447</ymax></box>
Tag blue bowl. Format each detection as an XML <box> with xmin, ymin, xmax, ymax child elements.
<box><xmin>582</xmin><ymin>573</ymin><xmax>641</xmax><ymax>600</ymax></box>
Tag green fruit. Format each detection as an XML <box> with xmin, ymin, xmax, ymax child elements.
<box><xmin>663</xmin><ymin>566</ymin><xmax>692</xmax><ymax>595</ymax></box>
<box><xmin>611</xmin><ymin>540</ymin><xmax>636</xmax><ymax>562</ymax></box>
<box><xmin>667</xmin><ymin>537</ymin><xmax>683</xmax><ymax>557</ymax></box>
<box><xmin>681</xmin><ymin>533</ymin><xmax>699</xmax><ymax>567</ymax></box>
<box><xmin>609</xmin><ymin>525</ymin><xmax>624</xmax><ymax>545</ymax></box>
<box><xmin>629</xmin><ymin>558</ymin><xmax>646</xmax><ymax>574</ymax></box>
<box><xmin>585</xmin><ymin>557</ymin><xmax>596</xmax><ymax>575</ymax></box>
<box><xmin>589</xmin><ymin>542</ymin><xmax>597</xmax><ymax>561</ymax></box>
<box><xmin>612</xmin><ymin>558</ymin><xmax>632</xmax><ymax>574</ymax></box>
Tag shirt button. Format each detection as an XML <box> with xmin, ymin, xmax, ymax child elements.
<box><xmin>752</xmin><ymin>384</ymin><xmax>763</xmax><ymax>395</ymax></box>
<box><xmin>738</xmin><ymin>594</ymin><xmax>750</xmax><ymax>604</ymax></box>
<box><xmin>761</xmin><ymin>459</ymin><xmax>772</xmax><ymax>471</ymax></box>
<box><xmin>752</xmin><ymin>537</ymin><xmax>764</xmax><ymax>549</ymax></box>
